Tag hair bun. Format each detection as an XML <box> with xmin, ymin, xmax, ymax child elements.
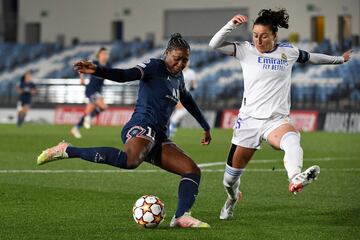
<box><xmin>259</xmin><ymin>9</ymin><xmax>273</xmax><ymax>18</ymax></box>
<box><xmin>170</xmin><ymin>33</ymin><xmax>183</xmax><ymax>39</ymax></box>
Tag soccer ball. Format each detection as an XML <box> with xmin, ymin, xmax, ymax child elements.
<box><xmin>132</xmin><ymin>195</ymin><xmax>165</xmax><ymax>228</ymax></box>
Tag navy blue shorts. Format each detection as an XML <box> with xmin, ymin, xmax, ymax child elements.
<box><xmin>17</xmin><ymin>99</ymin><xmax>31</xmax><ymax>108</ymax></box>
<box><xmin>86</xmin><ymin>91</ymin><xmax>103</xmax><ymax>104</ymax></box>
<box><xmin>121</xmin><ymin>122</ymin><xmax>171</xmax><ymax>165</ymax></box>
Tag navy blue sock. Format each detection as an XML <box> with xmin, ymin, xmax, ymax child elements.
<box><xmin>90</xmin><ymin>108</ymin><xmax>102</xmax><ymax>118</ymax></box>
<box><xmin>66</xmin><ymin>146</ymin><xmax>128</xmax><ymax>169</ymax></box>
<box><xmin>17</xmin><ymin>113</ymin><xmax>22</xmax><ymax>126</ymax></box>
<box><xmin>76</xmin><ymin>115</ymin><xmax>85</xmax><ymax>128</ymax></box>
<box><xmin>17</xmin><ymin>113</ymin><xmax>25</xmax><ymax>127</ymax></box>
<box><xmin>175</xmin><ymin>173</ymin><xmax>201</xmax><ymax>218</ymax></box>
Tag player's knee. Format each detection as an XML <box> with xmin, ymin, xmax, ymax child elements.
<box><xmin>126</xmin><ymin>153</ymin><xmax>146</xmax><ymax>169</ymax></box>
<box><xmin>126</xmin><ymin>158</ymin><xmax>142</xmax><ymax>169</ymax></box>
<box><xmin>126</xmin><ymin>162</ymin><xmax>139</xmax><ymax>169</ymax></box>
<box><xmin>280</xmin><ymin>131</ymin><xmax>301</xmax><ymax>151</ymax></box>
<box><xmin>187</xmin><ymin>163</ymin><xmax>201</xmax><ymax>176</ymax></box>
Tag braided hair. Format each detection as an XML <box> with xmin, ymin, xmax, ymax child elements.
<box><xmin>166</xmin><ymin>33</ymin><xmax>191</xmax><ymax>53</ymax></box>
<box><xmin>254</xmin><ymin>8</ymin><xmax>289</xmax><ymax>34</ymax></box>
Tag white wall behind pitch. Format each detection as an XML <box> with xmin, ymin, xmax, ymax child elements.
<box><xmin>18</xmin><ymin>0</ymin><xmax>359</xmax><ymax>45</ymax></box>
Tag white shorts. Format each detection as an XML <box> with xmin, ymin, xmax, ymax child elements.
<box><xmin>231</xmin><ymin>112</ymin><xmax>293</xmax><ymax>149</ymax></box>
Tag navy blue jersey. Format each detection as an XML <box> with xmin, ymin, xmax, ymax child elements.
<box><xmin>85</xmin><ymin>60</ymin><xmax>111</xmax><ymax>96</ymax></box>
<box><xmin>128</xmin><ymin>58</ymin><xmax>184</xmax><ymax>134</ymax></box>
<box><xmin>94</xmin><ymin>58</ymin><xmax>210</xmax><ymax>139</ymax></box>
<box><xmin>17</xmin><ymin>81</ymin><xmax>36</xmax><ymax>103</ymax></box>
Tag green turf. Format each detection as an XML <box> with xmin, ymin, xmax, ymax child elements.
<box><xmin>0</xmin><ymin>124</ymin><xmax>359</xmax><ymax>240</ymax></box>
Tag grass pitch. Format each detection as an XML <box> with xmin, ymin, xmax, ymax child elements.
<box><xmin>0</xmin><ymin>124</ymin><xmax>359</xmax><ymax>239</ymax></box>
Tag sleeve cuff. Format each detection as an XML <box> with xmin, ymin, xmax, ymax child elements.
<box><xmin>225</xmin><ymin>20</ymin><xmax>237</xmax><ymax>30</ymax></box>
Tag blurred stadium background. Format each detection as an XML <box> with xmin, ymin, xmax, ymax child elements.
<box><xmin>0</xmin><ymin>1</ymin><xmax>360</xmax><ymax>239</ymax></box>
<box><xmin>0</xmin><ymin>0</ymin><xmax>359</xmax><ymax>132</ymax></box>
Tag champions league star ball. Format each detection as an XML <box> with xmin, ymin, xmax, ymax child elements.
<box><xmin>132</xmin><ymin>195</ymin><xmax>165</xmax><ymax>228</ymax></box>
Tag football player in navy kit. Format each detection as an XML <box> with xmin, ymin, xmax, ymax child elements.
<box><xmin>37</xmin><ymin>34</ymin><xmax>212</xmax><ymax>228</ymax></box>
<box><xmin>71</xmin><ymin>47</ymin><xmax>110</xmax><ymax>138</ymax></box>
<box><xmin>16</xmin><ymin>71</ymin><xmax>36</xmax><ymax>127</ymax></box>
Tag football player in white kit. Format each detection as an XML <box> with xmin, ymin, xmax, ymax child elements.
<box><xmin>169</xmin><ymin>61</ymin><xmax>197</xmax><ymax>137</ymax></box>
<box><xmin>209</xmin><ymin>8</ymin><xmax>352</xmax><ymax>220</ymax></box>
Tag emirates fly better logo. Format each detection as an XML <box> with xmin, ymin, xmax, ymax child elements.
<box><xmin>258</xmin><ymin>55</ymin><xmax>288</xmax><ymax>71</ymax></box>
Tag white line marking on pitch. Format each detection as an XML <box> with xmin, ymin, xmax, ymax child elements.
<box><xmin>0</xmin><ymin>168</ymin><xmax>359</xmax><ymax>173</ymax></box>
<box><xmin>0</xmin><ymin>157</ymin><xmax>357</xmax><ymax>174</ymax></box>
<box><xmin>198</xmin><ymin>156</ymin><xmax>358</xmax><ymax>168</ymax></box>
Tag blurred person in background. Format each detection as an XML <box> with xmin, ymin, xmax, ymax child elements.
<box><xmin>169</xmin><ymin>61</ymin><xmax>198</xmax><ymax>137</ymax></box>
<box><xmin>16</xmin><ymin>71</ymin><xmax>36</xmax><ymax>127</ymax></box>
<box><xmin>71</xmin><ymin>47</ymin><xmax>111</xmax><ymax>138</ymax></box>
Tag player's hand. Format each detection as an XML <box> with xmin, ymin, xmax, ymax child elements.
<box><xmin>74</xmin><ymin>60</ymin><xmax>97</xmax><ymax>74</ymax></box>
<box><xmin>343</xmin><ymin>49</ymin><xmax>352</xmax><ymax>62</ymax></box>
<box><xmin>231</xmin><ymin>15</ymin><xmax>248</xmax><ymax>26</ymax></box>
<box><xmin>201</xmin><ymin>131</ymin><xmax>212</xmax><ymax>145</ymax></box>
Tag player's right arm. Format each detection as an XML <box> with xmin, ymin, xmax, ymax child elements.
<box><xmin>209</xmin><ymin>15</ymin><xmax>248</xmax><ymax>56</ymax></box>
<box><xmin>74</xmin><ymin>60</ymin><xmax>141</xmax><ymax>83</ymax></box>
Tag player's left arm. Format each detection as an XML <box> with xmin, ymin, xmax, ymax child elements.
<box><xmin>179</xmin><ymin>90</ymin><xmax>211</xmax><ymax>145</ymax></box>
<box><xmin>297</xmin><ymin>49</ymin><xmax>352</xmax><ymax>64</ymax></box>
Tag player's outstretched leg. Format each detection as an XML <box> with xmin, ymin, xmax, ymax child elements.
<box><xmin>37</xmin><ymin>141</ymin><xmax>128</xmax><ymax>167</ymax></box>
<box><xmin>278</xmin><ymin>131</ymin><xmax>320</xmax><ymax>194</ymax></box>
<box><xmin>289</xmin><ymin>165</ymin><xmax>320</xmax><ymax>194</ymax></box>
<box><xmin>159</xmin><ymin>143</ymin><xmax>210</xmax><ymax>228</ymax></box>
<box><xmin>37</xmin><ymin>138</ymin><xmax>152</xmax><ymax>170</ymax></box>
<box><xmin>280</xmin><ymin>131</ymin><xmax>303</xmax><ymax>180</ymax></box>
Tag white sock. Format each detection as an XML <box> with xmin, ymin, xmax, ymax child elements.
<box><xmin>223</xmin><ymin>164</ymin><xmax>244</xmax><ymax>200</ymax></box>
<box><xmin>280</xmin><ymin>132</ymin><xmax>303</xmax><ymax>180</ymax></box>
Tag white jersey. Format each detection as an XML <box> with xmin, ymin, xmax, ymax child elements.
<box><xmin>183</xmin><ymin>67</ymin><xmax>196</xmax><ymax>91</ymax></box>
<box><xmin>234</xmin><ymin>41</ymin><xmax>300</xmax><ymax>118</ymax></box>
